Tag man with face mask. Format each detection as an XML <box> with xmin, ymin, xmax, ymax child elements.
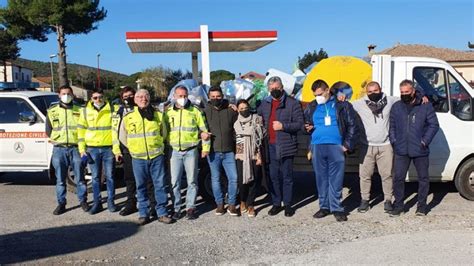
<box><xmin>202</xmin><ymin>86</ymin><xmax>239</xmax><ymax>216</ymax></box>
<box><xmin>389</xmin><ymin>79</ymin><xmax>439</xmax><ymax>217</ymax></box>
<box><xmin>304</xmin><ymin>79</ymin><xmax>358</xmax><ymax>222</ymax></box>
<box><xmin>78</xmin><ymin>88</ymin><xmax>117</xmax><ymax>215</ymax></box>
<box><xmin>257</xmin><ymin>76</ymin><xmax>304</xmax><ymax>217</ymax></box>
<box><xmin>46</xmin><ymin>85</ymin><xmax>89</xmax><ymax>215</ymax></box>
<box><xmin>352</xmin><ymin>81</ymin><xmax>399</xmax><ymax>213</ymax></box>
<box><xmin>164</xmin><ymin>85</ymin><xmax>210</xmax><ymax>220</ymax></box>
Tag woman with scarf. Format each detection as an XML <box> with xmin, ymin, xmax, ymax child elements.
<box><xmin>234</xmin><ymin>99</ymin><xmax>266</xmax><ymax>217</ymax></box>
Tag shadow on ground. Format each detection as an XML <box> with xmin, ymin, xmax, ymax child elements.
<box><xmin>0</xmin><ymin>221</ymin><xmax>139</xmax><ymax>264</ymax></box>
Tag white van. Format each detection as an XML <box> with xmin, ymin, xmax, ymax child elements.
<box><xmin>296</xmin><ymin>55</ymin><xmax>474</xmax><ymax>200</ymax></box>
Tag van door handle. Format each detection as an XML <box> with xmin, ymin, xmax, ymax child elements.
<box><xmin>0</xmin><ymin>129</ymin><xmax>5</xmax><ymax>133</ymax></box>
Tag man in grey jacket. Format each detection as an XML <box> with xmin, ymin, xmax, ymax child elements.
<box><xmin>352</xmin><ymin>81</ymin><xmax>397</xmax><ymax>213</ymax></box>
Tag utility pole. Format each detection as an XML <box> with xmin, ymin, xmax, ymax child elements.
<box><xmin>49</xmin><ymin>54</ymin><xmax>57</xmax><ymax>92</ymax></box>
<box><xmin>97</xmin><ymin>53</ymin><xmax>101</xmax><ymax>89</ymax></box>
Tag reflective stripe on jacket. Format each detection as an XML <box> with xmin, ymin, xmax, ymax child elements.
<box><xmin>118</xmin><ymin>107</ymin><xmax>165</xmax><ymax>160</ymax></box>
<box><xmin>47</xmin><ymin>103</ymin><xmax>81</xmax><ymax>145</ymax></box>
<box><xmin>164</xmin><ymin>103</ymin><xmax>210</xmax><ymax>152</ymax></box>
<box><xmin>77</xmin><ymin>101</ymin><xmax>115</xmax><ymax>153</ymax></box>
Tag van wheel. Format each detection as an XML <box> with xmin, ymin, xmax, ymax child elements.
<box><xmin>454</xmin><ymin>158</ymin><xmax>474</xmax><ymax>201</ymax></box>
<box><xmin>66</xmin><ymin>166</ymin><xmax>93</xmax><ymax>193</ymax></box>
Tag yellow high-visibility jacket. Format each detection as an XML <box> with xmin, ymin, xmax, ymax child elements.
<box><xmin>77</xmin><ymin>101</ymin><xmax>115</xmax><ymax>153</ymax></box>
<box><xmin>164</xmin><ymin>103</ymin><xmax>209</xmax><ymax>152</ymax></box>
<box><xmin>46</xmin><ymin>103</ymin><xmax>81</xmax><ymax>145</ymax></box>
<box><xmin>114</xmin><ymin>106</ymin><xmax>165</xmax><ymax>160</ymax></box>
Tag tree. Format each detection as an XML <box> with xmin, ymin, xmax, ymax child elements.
<box><xmin>0</xmin><ymin>0</ymin><xmax>107</xmax><ymax>87</ymax></box>
<box><xmin>210</xmin><ymin>70</ymin><xmax>235</xmax><ymax>87</ymax></box>
<box><xmin>297</xmin><ymin>48</ymin><xmax>328</xmax><ymax>72</ymax></box>
<box><xmin>0</xmin><ymin>28</ymin><xmax>20</xmax><ymax>81</ymax></box>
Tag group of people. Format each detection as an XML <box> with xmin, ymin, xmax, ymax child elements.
<box><xmin>46</xmin><ymin>75</ymin><xmax>439</xmax><ymax>225</ymax></box>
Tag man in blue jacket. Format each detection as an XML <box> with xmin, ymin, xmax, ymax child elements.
<box><xmin>304</xmin><ymin>80</ymin><xmax>358</xmax><ymax>222</ymax></box>
<box><xmin>389</xmin><ymin>79</ymin><xmax>439</xmax><ymax>216</ymax></box>
<box><xmin>257</xmin><ymin>76</ymin><xmax>303</xmax><ymax>217</ymax></box>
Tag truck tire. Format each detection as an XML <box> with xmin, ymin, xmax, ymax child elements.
<box><xmin>454</xmin><ymin>158</ymin><xmax>474</xmax><ymax>201</ymax></box>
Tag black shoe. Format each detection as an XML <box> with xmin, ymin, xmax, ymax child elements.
<box><xmin>119</xmin><ymin>204</ymin><xmax>137</xmax><ymax>216</ymax></box>
<box><xmin>357</xmin><ymin>200</ymin><xmax>370</xmax><ymax>213</ymax></box>
<box><xmin>333</xmin><ymin>212</ymin><xmax>348</xmax><ymax>222</ymax></box>
<box><xmin>313</xmin><ymin>209</ymin><xmax>330</xmax><ymax>219</ymax></box>
<box><xmin>390</xmin><ymin>208</ymin><xmax>403</xmax><ymax>217</ymax></box>
<box><xmin>80</xmin><ymin>201</ymin><xmax>90</xmax><ymax>212</ymax></box>
<box><xmin>158</xmin><ymin>216</ymin><xmax>175</xmax><ymax>224</ymax></box>
<box><xmin>172</xmin><ymin>211</ymin><xmax>181</xmax><ymax>220</ymax></box>
<box><xmin>268</xmin><ymin>206</ymin><xmax>283</xmax><ymax>216</ymax></box>
<box><xmin>53</xmin><ymin>204</ymin><xmax>66</xmax><ymax>215</ymax></box>
<box><xmin>415</xmin><ymin>206</ymin><xmax>426</xmax><ymax>216</ymax></box>
<box><xmin>284</xmin><ymin>206</ymin><xmax>295</xmax><ymax>217</ymax></box>
<box><xmin>89</xmin><ymin>203</ymin><xmax>103</xmax><ymax>215</ymax></box>
<box><xmin>138</xmin><ymin>216</ymin><xmax>150</xmax><ymax>226</ymax></box>
<box><xmin>384</xmin><ymin>200</ymin><xmax>393</xmax><ymax>212</ymax></box>
<box><xmin>186</xmin><ymin>208</ymin><xmax>197</xmax><ymax>220</ymax></box>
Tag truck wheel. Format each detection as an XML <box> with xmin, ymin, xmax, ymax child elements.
<box><xmin>454</xmin><ymin>158</ymin><xmax>474</xmax><ymax>201</ymax></box>
<box><xmin>66</xmin><ymin>166</ymin><xmax>93</xmax><ymax>193</ymax></box>
<box><xmin>198</xmin><ymin>161</ymin><xmax>228</xmax><ymax>204</ymax></box>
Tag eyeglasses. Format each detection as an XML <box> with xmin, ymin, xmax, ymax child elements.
<box><xmin>92</xmin><ymin>96</ymin><xmax>103</xmax><ymax>100</ymax></box>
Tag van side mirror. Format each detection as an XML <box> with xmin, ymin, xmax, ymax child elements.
<box><xmin>19</xmin><ymin>111</ymin><xmax>37</xmax><ymax>123</ymax></box>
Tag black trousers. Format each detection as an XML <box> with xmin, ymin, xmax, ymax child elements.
<box><xmin>236</xmin><ymin>159</ymin><xmax>261</xmax><ymax>206</ymax></box>
<box><xmin>123</xmin><ymin>151</ymin><xmax>156</xmax><ymax>207</ymax></box>
<box><xmin>393</xmin><ymin>154</ymin><xmax>430</xmax><ymax>210</ymax></box>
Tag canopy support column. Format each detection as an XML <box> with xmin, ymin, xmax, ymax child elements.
<box><xmin>200</xmin><ymin>25</ymin><xmax>210</xmax><ymax>86</ymax></box>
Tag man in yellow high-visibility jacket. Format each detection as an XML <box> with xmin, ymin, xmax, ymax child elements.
<box><xmin>165</xmin><ymin>85</ymin><xmax>210</xmax><ymax>220</ymax></box>
<box><xmin>113</xmin><ymin>89</ymin><xmax>173</xmax><ymax>225</ymax></box>
<box><xmin>77</xmin><ymin>88</ymin><xmax>117</xmax><ymax>214</ymax></box>
<box><xmin>46</xmin><ymin>85</ymin><xmax>89</xmax><ymax>215</ymax></box>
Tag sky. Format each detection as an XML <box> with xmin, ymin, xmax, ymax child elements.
<box><xmin>1</xmin><ymin>0</ymin><xmax>473</xmax><ymax>77</ymax></box>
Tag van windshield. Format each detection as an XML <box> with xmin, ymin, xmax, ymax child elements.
<box><xmin>30</xmin><ymin>95</ymin><xmax>59</xmax><ymax>116</ymax></box>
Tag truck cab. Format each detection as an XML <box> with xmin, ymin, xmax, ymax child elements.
<box><xmin>372</xmin><ymin>55</ymin><xmax>474</xmax><ymax>199</ymax></box>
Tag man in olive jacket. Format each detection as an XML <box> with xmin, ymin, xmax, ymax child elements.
<box><xmin>203</xmin><ymin>86</ymin><xmax>239</xmax><ymax>216</ymax></box>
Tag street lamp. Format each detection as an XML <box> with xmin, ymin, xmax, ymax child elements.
<box><xmin>97</xmin><ymin>53</ymin><xmax>101</xmax><ymax>89</ymax></box>
<box><xmin>49</xmin><ymin>54</ymin><xmax>57</xmax><ymax>92</ymax></box>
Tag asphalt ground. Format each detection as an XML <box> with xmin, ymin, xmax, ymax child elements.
<box><xmin>0</xmin><ymin>171</ymin><xmax>472</xmax><ymax>264</ymax></box>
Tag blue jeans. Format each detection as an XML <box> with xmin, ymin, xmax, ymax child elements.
<box><xmin>132</xmin><ymin>155</ymin><xmax>168</xmax><ymax>218</ymax></box>
<box><xmin>311</xmin><ymin>144</ymin><xmax>345</xmax><ymax>212</ymax></box>
<box><xmin>268</xmin><ymin>144</ymin><xmax>294</xmax><ymax>206</ymax></box>
<box><xmin>52</xmin><ymin>146</ymin><xmax>87</xmax><ymax>205</ymax></box>
<box><xmin>170</xmin><ymin>148</ymin><xmax>198</xmax><ymax>212</ymax></box>
<box><xmin>207</xmin><ymin>152</ymin><xmax>238</xmax><ymax>205</ymax></box>
<box><xmin>87</xmin><ymin>147</ymin><xmax>115</xmax><ymax>204</ymax></box>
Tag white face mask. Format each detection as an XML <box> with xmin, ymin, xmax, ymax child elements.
<box><xmin>315</xmin><ymin>95</ymin><xmax>327</xmax><ymax>105</ymax></box>
<box><xmin>60</xmin><ymin>94</ymin><xmax>73</xmax><ymax>104</ymax></box>
<box><xmin>176</xmin><ymin>98</ymin><xmax>188</xmax><ymax>107</ymax></box>
<box><xmin>93</xmin><ymin>102</ymin><xmax>105</xmax><ymax>109</ymax></box>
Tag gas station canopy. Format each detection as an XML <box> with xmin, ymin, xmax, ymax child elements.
<box><xmin>126</xmin><ymin>30</ymin><xmax>277</xmax><ymax>53</ymax></box>
<box><xmin>125</xmin><ymin>25</ymin><xmax>277</xmax><ymax>85</ymax></box>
